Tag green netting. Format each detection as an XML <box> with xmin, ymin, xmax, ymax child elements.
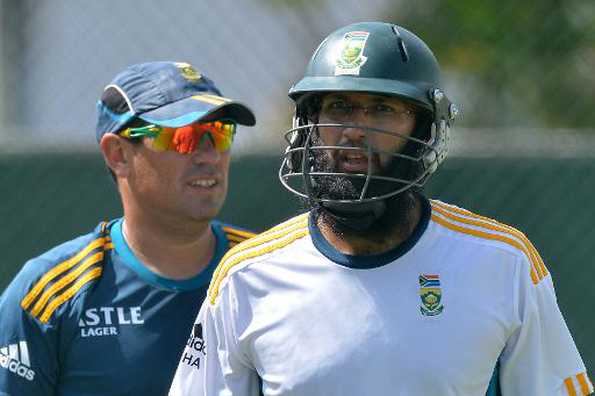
<box><xmin>2</xmin><ymin>153</ymin><xmax>593</xmax><ymax>371</ymax></box>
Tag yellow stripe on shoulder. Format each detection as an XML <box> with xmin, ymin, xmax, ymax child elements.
<box><xmin>208</xmin><ymin>214</ymin><xmax>309</xmax><ymax>304</ymax></box>
<box><xmin>29</xmin><ymin>251</ymin><xmax>105</xmax><ymax>318</ymax></box>
<box><xmin>222</xmin><ymin>226</ymin><xmax>257</xmax><ymax>240</ymax></box>
<box><xmin>210</xmin><ymin>213</ymin><xmax>308</xmax><ymax>289</ymax></box>
<box><xmin>21</xmin><ymin>236</ymin><xmax>109</xmax><ymax>311</ymax></box>
<box><xmin>225</xmin><ymin>234</ymin><xmax>249</xmax><ymax>244</ymax></box>
<box><xmin>263</xmin><ymin>213</ymin><xmax>309</xmax><ymax>235</ymax></box>
<box><xmin>39</xmin><ymin>267</ymin><xmax>103</xmax><ymax>324</ymax></box>
<box><xmin>430</xmin><ymin>200</ymin><xmax>548</xmax><ymax>285</ymax></box>
<box><xmin>432</xmin><ymin>200</ymin><xmax>548</xmax><ymax>280</ymax></box>
<box><xmin>225</xmin><ymin>233</ymin><xmax>252</xmax><ymax>243</ymax></box>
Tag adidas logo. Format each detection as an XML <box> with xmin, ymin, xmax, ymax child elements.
<box><xmin>0</xmin><ymin>341</ymin><xmax>35</xmax><ymax>381</ymax></box>
<box><xmin>181</xmin><ymin>323</ymin><xmax>206</xmax><ymax>370</ymax></box>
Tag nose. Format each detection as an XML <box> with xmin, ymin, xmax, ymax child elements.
<box><xmin>342</xmin><ymin>127</ymin><xmax>365</xmax><ymax>142</ymax></box>
<box><xmin>191</xmin><ymin>136</ymin><xmax>221</xmax><ymax>164</ymax></box>
<box><xmin>340</xmin><ymin>105</ymin><xmax>371</xmax><ymax>141</ymax></box>
<box><xmin>341</xmin><ymin>124</ymin><xmax>366</xmax><ymax>144</ymax></box>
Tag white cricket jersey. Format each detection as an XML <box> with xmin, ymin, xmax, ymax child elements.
<box><xmin>170</xmin><ymin>199</ymin><xmax>592</xmax><ymax>396</ymax></box>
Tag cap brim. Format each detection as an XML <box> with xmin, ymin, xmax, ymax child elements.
<box><xmin>137</xmin><ymin>94</ymin><xmax>256</xmax><ymax>127</ymax></box>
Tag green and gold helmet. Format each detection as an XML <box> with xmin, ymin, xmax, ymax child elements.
<box><xmin>289</xmin><ymin>22</ymin><xmax>450</xmax><ymax>114</ymax></box>
<box><xmin>279</xmin><ymin>21</ymin><xmax>458</xmax><ymax>223</ymax></box>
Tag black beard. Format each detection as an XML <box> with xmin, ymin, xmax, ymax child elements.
<box><xmin>312</xmin><ymin>189</ymin><xmax>418</xmax><ymax>241</ymax></box>
<box><xmin>305</xmin><ymin>144</ymin><xmax>421</xmax><ymax>240</ymax></box>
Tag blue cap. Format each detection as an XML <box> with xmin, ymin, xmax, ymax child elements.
<box><xmin>95</xmin><ymin>61</ymin><xmax>256</xmax><ymax>142</ymax></box>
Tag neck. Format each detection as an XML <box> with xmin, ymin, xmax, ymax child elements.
<box><xmin>121</xmin><ymin>211</ymin><xmax>215</xmax><ymax>280</ymax></box>
<box><xmin>316</xmin><ymin>193</ymin><xmax>422</xmax><ymax>255</ymax></box>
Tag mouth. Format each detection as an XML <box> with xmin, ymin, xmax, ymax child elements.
<box><xmin>337</xmin><ymin>150</ymin><xmax>372</xmax><ymax>173</ymax></box>
<box><xmin>187</xmin><ymin>178</ymin><xmax>218</xmax><ymax>189</ymax></box>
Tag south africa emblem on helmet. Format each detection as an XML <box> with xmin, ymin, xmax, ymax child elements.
<box><xmin>334</xmin><ymin>31</ymin><xmax>370</xmax><ymax>76</ymax></box>
<box><xmin>175</xmin><ymin>62</ymin><xmax>202</xmax><ymax>81</ymax></box>
<box><xmin>419</xmin><ymin>274</ymin><xmax>444</xmax><ymax>316</ymax></box>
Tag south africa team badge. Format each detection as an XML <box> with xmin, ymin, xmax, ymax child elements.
<box><xmin>419</xmin><ymin>274</ymin><xmax>444</xmax><ymax>316</ymax></box>
<box><xmin>334</xmin><ymin>31</ymin><xmax>370</xmax><ymax>76</ymax></box>
<box><xmin>175</xmin><ymin>62</ymin><xmax>201</xmax><ymax>81</ymax></box>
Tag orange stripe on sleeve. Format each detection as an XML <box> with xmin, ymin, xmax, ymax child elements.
<box><xmin>577</xmin><ymin>372</ymin><xmax>592</xmax><ymax>395</ymax></box>
<box><xmin>565</xmin><ymin>377</ymin><xmax>578</xmax><ymax>396</ymax></box>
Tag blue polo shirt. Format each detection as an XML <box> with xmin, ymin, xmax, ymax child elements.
<box><xmin>0</xmin><ymin>219</ymin><xmax>254</xmax><ymax>395</ymax></box>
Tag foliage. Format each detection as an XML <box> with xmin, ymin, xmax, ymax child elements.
<box><xmin>389</xmin><ymin>0</ymin><xmax>595</xmax><ymax>129</ymax></box>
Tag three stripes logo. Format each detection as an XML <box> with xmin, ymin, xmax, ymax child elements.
<box><xmin>0</xmin><ymin>341</ymin><xmax>36</xmax><ymax>381</ymax></box>
<box><xmin>20</xmin><ymin>233</ymin><xmax>111</xmax><ymax>324</ymax></box>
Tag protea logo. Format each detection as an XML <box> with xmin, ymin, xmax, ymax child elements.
<box><xmin>175</xmin><ymin>62</ymin><xmax>202</xmax><ymax>81</ymax></box>
<box><xmin>419</xmin><ymin>274</ymin><xmax>445</xmax><ymax>316</ymax></box>
<box><xmin>335</xmin><ymin>31</ymin><xmax>370</xmax><ymax>76</ymax></box>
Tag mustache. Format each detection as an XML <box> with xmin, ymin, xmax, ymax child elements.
<box><xmin>314</xmin><ymin>146</ymin><xmax>383</xmax><ymax>172</ymax></box>
<box><xmin>320</xmin><ymin>140</ymin><xmax>369</xmax><ymax>151</ymax></box>
<box><xmin>185</xmin><ymin>165</ymin><xmax>220</xmax><ymax>178</ymax></box>
<box><xmin>310</xmin><ymin>134</ymin><xmax>382</xmax><ymax>168</ymax></box>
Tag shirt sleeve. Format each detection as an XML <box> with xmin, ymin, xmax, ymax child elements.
<box><xmin>499</xmin><ymin>256</ymin><xmax>593</xmax><ymax>396</ymax></box>
<box><xmin>0</xmin><ymin>263</ymin><xmax>59</xmax><ymax>396</ymax></box>
<box><xmin>169</xmin><ymin>302</ymin><xmax>208</xmax><ymax>395</ymax></box>
<box><xmin>169</xmin><ymin>282</ymin><xmax>260</xmax><ymax>396</ymax></box>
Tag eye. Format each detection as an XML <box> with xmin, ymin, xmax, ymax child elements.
<box><xmin>325</xmin><ymin>100</ymin><xmax>351</xmax><ymax>114</ymax></box>
<box><xmin>372</xmin><ymin>103</ymin><xmax>396</xmax><ymax>115</ymax></box>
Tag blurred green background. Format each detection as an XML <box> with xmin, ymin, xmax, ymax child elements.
<box><xmin>1</xmin><ymin>0</ymin><xmax>593</xmax><ymax>380</ymax></box>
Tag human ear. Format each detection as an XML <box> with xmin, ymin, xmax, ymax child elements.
<box><xmin>99</xmin><ymin>134</ymin><xmax>133</xmax><ymax>179</ymax></box>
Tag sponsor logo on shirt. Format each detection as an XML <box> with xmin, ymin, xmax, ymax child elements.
<box><xmin>181</xmin><ymin>322</ymin><xmax>206</xmax><ymax>370</ymax></box>
<box><xmin>0</xmin><ymin>341</ymin><xmax>36</xmax><ymax>381</ymax></box>
<box><xmin>78</xmin><ymin>306</ymin><xmax>144</xmax><ymax>337</ymax></box>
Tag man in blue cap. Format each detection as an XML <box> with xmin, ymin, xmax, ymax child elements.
<box><xmin>0</xmin><ymin>61</ymin><xmax>257</xmax><ymax>395</ymax></box>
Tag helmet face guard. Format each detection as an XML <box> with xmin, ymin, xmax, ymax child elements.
<box><xmin>280</xmin><ymin>22</ymin><xmax>457</xmax><ymax>221</ymax></box>
<box><xmin>279</xmin><ymin>119</ymin><xmax>449</xmax><ymax>205</ymax></box>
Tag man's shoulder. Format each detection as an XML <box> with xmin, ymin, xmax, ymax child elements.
<box><xmin>211</xmin><ymin>220</ymin><xmax>258</xmax><ymax>250</ymax></box>
<box><xmin>207</xmin><ymin>213</ymin><xmax>310</xmax><ymax>304</ymax></box>
<box><xmin>4</xmin><ymin>221</ymin><xmax>114</xmax><ymax>325</ymax></box>
<box><xmin>428</xmin><ymin>200</ymin><xmax>548</xmax><ymax>285</ymax></box>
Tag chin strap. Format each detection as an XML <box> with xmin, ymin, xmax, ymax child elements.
<box><xmin>321</xmin><ymin>200</ymin><xmax>387</xmax><ymax>232</ymax></box>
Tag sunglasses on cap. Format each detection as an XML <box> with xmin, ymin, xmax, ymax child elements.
<box><xmin>119</xmin><ymin>121</ymin><xmax>236</xmax><ymax>154</ymax></box>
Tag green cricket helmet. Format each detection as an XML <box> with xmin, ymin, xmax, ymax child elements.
<box><xmin>289</xmin><ymin>22</ymin><xmax>448</xmax><ymax>113</ymax></box>
<box><xmin>279</xmin><ymin>21</ymin><xmax>457</xmax><ymax>228</ymax></box>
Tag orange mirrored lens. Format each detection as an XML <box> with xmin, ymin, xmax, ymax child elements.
<box><xmin>149</xmin><ymin>122</ymin><xmax>235</xmax><ymax>154</ymax></box>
